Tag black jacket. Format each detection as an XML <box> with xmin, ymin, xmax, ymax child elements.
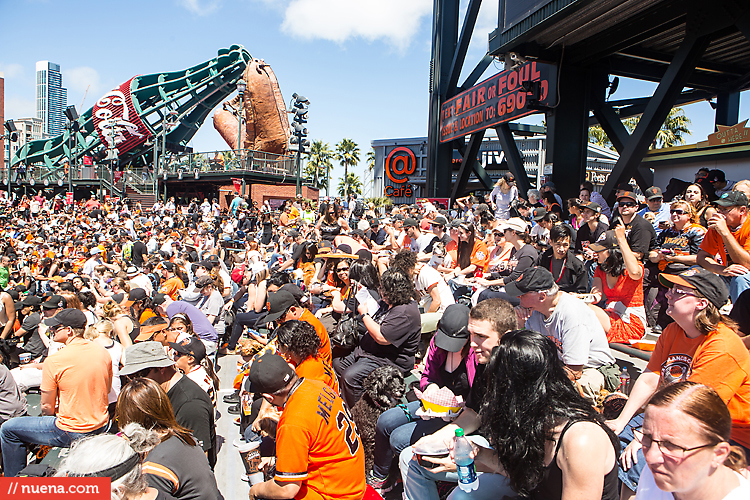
<box><xmin>539</xmin><ymin>248</ymin><xmax>588</xmax><ymax>293</ymax></box>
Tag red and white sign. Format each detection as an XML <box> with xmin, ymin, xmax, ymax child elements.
<box><xmin>92</xmin><ymin>77</ymin><xmax>153</xmax><ymax>157</ymax></box>
<box><xmin>232</xmin><ymin>178</ymin><xmax>242</xmax><ymax>193</ymax></box>
<box><xmin>65</xmin><ymin>192</ymin><xmax>73</xmax><ymax>204</ymax></box>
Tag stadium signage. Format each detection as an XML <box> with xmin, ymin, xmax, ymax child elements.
<box><xmin>439</xmin><ymin>61</ymin><xmax>557</xmax><ymax>143</ymax></box>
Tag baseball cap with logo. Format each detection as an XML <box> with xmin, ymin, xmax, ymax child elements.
<box><xmin>532</xmin><ymin>207</ymin><xmax>547</xmax><ymax>222</ymax></box>
<box><xmin>659</xmin><ymin>267</ymin><xmax>729</xmax><ymax>309</ymax></box>
<box><xmin>245</xmin><ymin>352</ymin><xmax>295</xmax><ymax>394</ymax></box>
<box><xmin>617</xmin><ymin>191</ymin><xmax>638</xmax><ymax>203</ymax></box>
<box><xmin>714</xmin><ymin>191</ymin><xmax>748</xmax><ymax>208</ymax></box>
<box><xmin>434</xmin><ymin>304</ymin><xmax>470</xmax><ymax>352</ymax></box>
<box><xmin>43</xmin><ymin>308</ymin><xmax>87</xmax><ymax>329</ymax></box>
<box><xmin>504</xmin><ymin>267</ymin><xmax>556</xmax><ymax>297</ymax></box>
<box><xmin>432</xmin><ymin>216</ymin><xmax>448</xmax><ymax>227</ymax></box>
<box><xmin>194</xmin><ymin>276</ymin><xmax>214</xmax><ymax>289</ymax></box>
<box><xmin>588</xmin><ymin>230</ymin><xmax>619</xmax><ymax>252</ymax></box>
<box><xmin>122</xmin><ymin>288</ymin><xmax>148</xmax><ymax>307</ymax></box>
<box><xmin>403</xmin><ymin>218</ymin><xmax>419</xmax><ymax>228</ymax></box>
<box><xmin>255</xmin><ymin>290</ymin><xmax>298</xmax><ymax>326</ymax></box>
<box><xmin>644</xmin><ymin>186</ymin><xmax>663</xmax><ymax>200</ymax></box>
<box><xmin>43</xmin><ymin>294</ymin><xmax>67</xmax><ymax>310</ymax></box>
<box><xmin>579</xmin><ymin>201</ymin><xmax>602</xmax><ymax>213</ymax></box>
<box><xmin>169</xmin><ymin>336</ymin><xmax>206</xmax><ymax>362</ymax></box>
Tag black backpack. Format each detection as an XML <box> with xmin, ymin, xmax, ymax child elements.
<box><xmin>352</xmin><ymin>200</ymin><xmax>365</xmax><ymax>218</ymax></box>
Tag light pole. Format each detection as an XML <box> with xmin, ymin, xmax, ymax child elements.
<box><xmin>4</xmin><ymin>120</ymin><xmax>18</xmax><ymax>201</ymax></box>
<box><xmin>155</xmin><ymin>109</ymin><xmax>178</xmax><ymax>203</ymax></box>
<box><xmin>64</xmin><ymin>106</ymin><xmax>79</xmax><ymax>200</ymax></box>
<box><xmin>236</xmin><ymin>79</ymin><xmax>246</xmax><ymax>196</ymax></box>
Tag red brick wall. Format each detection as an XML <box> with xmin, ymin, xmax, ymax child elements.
<box><xmin>216</xmin><ymin>182</ymin><xmax>318</xmax><ymax>210</ymax></box>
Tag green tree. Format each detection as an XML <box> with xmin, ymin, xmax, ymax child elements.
<box><xmin>588</xmin><ymin>107</ymin><xmax>692</xmax><ymax>151</ymax></box>
<box><xmin>337</xmin><ymin>173</ymin><xmax>362</xmax><ymax>198</ymax></box>
<box><xmin>304</xmin><ymin>140</ymin><xmax>332</xmax><ymax>193</ymax></box>
<box><xmin>366</xmin><ymin>149</ymin><xmax>375</xmax><ymax>197</ymax></box>
<box><xmin>335</xmin><ymin>138</ymin><xmax>360</xmax><ymax>200</ymax></box>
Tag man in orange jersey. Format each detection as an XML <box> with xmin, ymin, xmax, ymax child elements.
<box><xmin>158</xmin><ymin>261</ymin><xmax>185</xmax><ymax>300</ymax></box>
<box><xmin>247</xmin><ymin>353</ymin><xmax>365</xmax><ymax>500</ymax></box>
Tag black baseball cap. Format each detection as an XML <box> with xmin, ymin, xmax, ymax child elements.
<box><xmin>43</xmin><ymin>308</ymin><xmax>87</xmax><ymax>329</ymax></box>
<box><xmin>245</xmin><ymin>352</ymin><xmax>295</xmax><ymax>394</ymax></box>
<box><xmin>432</xmin><ymin>216</ymin><xmax>448</xmax><ymax>227</ymax></box>
<box><xmin>579</xmin><ymin>201</ymin><xmax>601</xmax><ymax>213</ymax></box>
<box><xmin>369</xmin><ymin>218</ymin><xmax>380</xmax><ymax>227</ymax></box>
<box><xmin>659</xmin><ymin>267</ymin><xmax>729</xmax><ymax>309</ymax></box>
<box><xmin>434</xmin><ymin>304</ymin><xmax>470</xmax><ymax>352</ymax></box>
<box><xmin>169</xmin><ymin>336</ymin><xmax>206</xmax><ymax>362</ymax></box>
<box><xmin>255</xmin><ymin>290</ymin><xmax>298</xmax><ymax>326</ymax></box>
<box><xmin>43</xmin><ymin>294</ymin><xmax>67</xmax><ymax>310</ymax></box>
<box><xmin>21</xmin><ymin>295</ymin><xmax>43</xmax><ymax>307</ymax></box>
<box><xmin>123</xmin><ymin>288</ymin><xmax>148</xmax><ymax>307</ymax></box>
<box><xmin>194</xmin><ymin>276</ymin><xmax>214</xmax><ymax>289</ymax></box>
<box><xmin>714</xmin><ymin>191</ymin><xmax>748</xmax><ymax>208</ymax></box>
<box><xmin>403</xmin><ymin>218</ymin><xmax>419</xmax><ymax>228</ymax></box>
<box><xmin>615</xmin><ymin>182</ymin><xmax>633</xmax><ymax>192</ymax></box>
<box><xmin>588</xmin><ymin>230</ymin><xmax>619</xmax><ymax>252</ymax></box>
<box><xmin>504</xmin><ymin>266</ymin><xmax>556</xmax><ymax>297</ymax></box>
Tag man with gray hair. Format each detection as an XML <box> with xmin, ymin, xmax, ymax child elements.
<box><xmin>504</xmin><ymin>266</ymin><xmax>617</xmax><ymax>400</ymax></box>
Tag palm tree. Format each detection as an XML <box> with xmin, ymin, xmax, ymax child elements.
<box><xmin>366</xmin><ymin>149</ymin><xmax>376</xmax><ymax>197</ymax></box>
<box><xmin>337</xmin><ymin>173</ymin><xmax>362</xmax><ymax>197</ymax></box>
<box><xmin>335</xmin><ymin>138</ymin><xmax>360</xmax><ymax>200</ymax></box>
<box><xmin>588</xmin><ymin>106</ymin><xmax>692</xmax><ymax>150</ymax></box>
<box><xmin>305</xmin><ymin>140</ymin><xmax>332</xmax><ymax>193</ymax></box>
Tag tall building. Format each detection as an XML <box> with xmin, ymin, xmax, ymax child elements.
<box><xmin>36</xmin><ymin>61</ymin><xmax>67</xmax><ymax>137</ymax></box>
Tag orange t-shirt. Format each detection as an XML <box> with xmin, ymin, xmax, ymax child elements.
<box><xmin>446</xmin><ymin>240</ymin><xmax>458</xmax><ymax>268</ymax></box>
<box><xmin>301</xmin><ymin>309</ymin><xmax>332</xmax><ymax>367</ymax></box>
<box><xmin>469</xmin><ymin>240</ymin><xmax>490</xmax><ymax>272</ymax></box>
<box><xmin>647</xmin><ymin>322</ymin><xmax>750</xmax><ymax>448</ymax></box>
<box><xmin>275</xmin><ymin>379</ymin><xmax>365</xmax><ymax>500</ymax></box>
<box><xmin>699</xmin><ymin>214</ymin><xmax>750</xmax><ymax>266</ymax></box>
<box><xmin>41</xmin><ymin>337</ymin><xmax>112</xmax><ymax>433</ymax></box>
<box><xmin>295</xmin><ymin>356</ymin><xmax>339</xmax><ymax>394</ymax></box>
<box><xmin>159</xmin><ymin>276</ymin><xmax>185</xmax><ymax>301</ymax></box>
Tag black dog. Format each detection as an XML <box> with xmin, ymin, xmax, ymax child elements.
<box><xmin>350</xmin><ymin>366</ymin><xmax>406</xmax><ymax>474</ymax></box>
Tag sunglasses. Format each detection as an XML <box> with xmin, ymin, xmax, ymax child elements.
<box><xmin>670</xmin><ymin>209</ymin><xmax>686</xmax><ymax>215</ymax></box>
<box><xmin>337</xmin><ymin>267</ymin><xmax>349</xmax><ymax>272</ymax></box>
<box><xmin>619</xmin><ymin>202</ymin><xmax>638</xmax><ymax>208</ymax></box>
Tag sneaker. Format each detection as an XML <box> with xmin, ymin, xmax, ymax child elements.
<box><xmin>224</xmin><ymin>392</ymin><xmax>240</xmax><ymax>404</ymax></box>
<box><xmin>367</xmin><ymin>472</ymin><xmax>393</xmax><ymax>495</ymax></box>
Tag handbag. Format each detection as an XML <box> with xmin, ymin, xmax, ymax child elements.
<box><xmin>330</xmin><ymin>280</ymin><xmax>361</xmax><ymax>350</ymax></box>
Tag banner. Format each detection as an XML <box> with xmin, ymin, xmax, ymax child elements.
<box><xmin>92</xmin><ymin>77</ymin><xmax>153</xmax><ymax>157</ymax></box>
<box><xmin>65</xmin><ymin>192</ymin><xmax>73</xmax><ymax>204</ymax></box>
<box><xmin>232</xmin><ymin>178</ymin><xmax>242</xmax><ymax>193</ymax></box>
<box><xmin>439</xmin><ymin>61</ymin><xmax>557</xmax><ymax>143</ymax></box>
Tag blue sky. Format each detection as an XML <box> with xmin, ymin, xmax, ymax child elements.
<box><xmin>2</xmin><ymin>0</ymin><xmax>748</xmax><ymax>192</ymax></box>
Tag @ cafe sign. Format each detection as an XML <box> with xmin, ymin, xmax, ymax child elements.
<box><xmin>384</xmin><ymin>147</ymin><xmax>416</xmax><ymax>198</ymax></box>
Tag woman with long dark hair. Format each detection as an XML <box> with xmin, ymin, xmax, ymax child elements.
<box><xmin>116</xmin><ymin>378</ymin><xmax>221</xmax><ymax>500</ymax></box>
<box><xmin>588</xmin><ymin>225</ymin><xmax>646</xmax><ymax>343</ymax></box>
<box><xmin>445</xmin><ymin>222</ymin><xmax>489</xmax><ymax>300</ymax></box>
<box><xmin>683</xmin><ymin>182</ymin><xmax>716</xmax><ymax>228</ymax></box>
<box><xmin>444</xmin><ymin>329</ymin><xmax>618</xmax><ymax>500</ymax></box>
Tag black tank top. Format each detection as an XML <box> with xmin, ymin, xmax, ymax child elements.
<box><xmin>530</xmin><ymin>418</ymin><xmax>619</xmax><ymax>500</ymax></box>
<box><xmin>320</xmin><ymin>220</ymin><xmax>341</xmax><ymax>241</ymax></box>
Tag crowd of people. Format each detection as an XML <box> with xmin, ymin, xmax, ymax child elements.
<box><xmin>0</xmin><ymin>166</ymin><xmax>747</xmax><ymax>500</ymax></box>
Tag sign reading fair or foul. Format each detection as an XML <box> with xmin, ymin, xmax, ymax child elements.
<box><xmin>439</xmin><ymin>61</ymin><xmax>557</xmax><ymax>143</ymax></box>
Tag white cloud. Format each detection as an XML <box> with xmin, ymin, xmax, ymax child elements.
<box><xmin>0</xmin><ymin>63</ymin><xmax>25</xmax><ymax>79</ymax></box>
<box><xmin>177</xmin><ymin>0</ymin><xmax>221</xmax><ymax>16</ymax></box>
<box><xmin>4</xmin><ymin>96</ymin><xmax>35</xmax><ymax>120</ymax></box>
<box><xmin>65</xmin><ymin>66</ymin><xmax>101</xmax><ymax>96</ymax></box>
<box><xmin>280</xmin><ymin>0</ymin><xmax>432</xmax><ymax>50</ymax></box>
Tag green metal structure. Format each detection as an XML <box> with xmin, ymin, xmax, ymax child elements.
<box><xmin>11</xmin><ymin>45</ymin><xmax>251</xmax><ymax>174</ymax></box>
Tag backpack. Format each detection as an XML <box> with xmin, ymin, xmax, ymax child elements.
<box><xmin>352</xmin><ymin>200</ymin><xmax>365</xmax><ymax>218</ymax></box>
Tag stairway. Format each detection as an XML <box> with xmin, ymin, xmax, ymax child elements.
<box><xmin>125</xmin><ymin>186</ymin><xmax>156</xmax><ymax>208</ymax></box>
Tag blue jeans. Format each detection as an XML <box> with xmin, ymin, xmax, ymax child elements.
<box><xmin>372</xmin><ymin>401</ymin><xmax>449</xmax><ymax>478</ymax></box>
<box><xmin>730</xmin><ymin>272</ymin><xmax>750</xmax><ymax>303</ymax></box>
<box><xmin>1</xmin><ymin>416</ymin><xmax>106</xmax><ymax>477</ymax></box>
<box><xmin>400</xmin><ymin>435</ymin><xmax>517</xmax><ymax>500</ymax></box>
<box><xmin>618</xmin><ymin>412</ymin><xmax>646</xmax><ymax>492</ymax></box>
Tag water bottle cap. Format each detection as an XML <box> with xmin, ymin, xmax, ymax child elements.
<box><xmin>455</xmin><ymin>428</ymin><xmax>464</xmax><ymax>437</ymax></box>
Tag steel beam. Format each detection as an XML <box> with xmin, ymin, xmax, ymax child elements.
<box><xmin>588</xmin><ymin>90</ymin><xmax>716</xmax><ymax>125</ymax></box>
<box><xmin>450</xmin><ymin>130</ymin><xmax>485</xmax><ymax>205</ymax></box>
<box><xmin>459</xmin><ymin>53</ymin><xmax>494</xmax><ymax>92</ymax></box>
<box><xmin>601</xmin><ymin>32</ymin><xmax>712</xmax><ymax>200</ymax></box>
<box><xmin>546</xmin><ymin>64</ymin><xmax>591</xmax><ymax>202</ymax></box>
<box><xmin>446</xmin><ymin>0</ymin><xmax>483</xmax><ymax>95</ymax></box>
<box><xmin>715</xmin><ymin>92</ymin><xmax>740</xmax><ymax>128</ymax></box>
<box><xmin>495</xmin><ymin>124</ymin><xmax>531</xmax><ymax>199</ymax></box>
<box><xmin>426</xmin><ymin>0</ymin><xmax>460</xmax><ymax>199</ymax></box>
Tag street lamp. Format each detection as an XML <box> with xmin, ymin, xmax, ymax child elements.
<box><xmin>3</xmin><ymin>120</ymin><xmax>19</xmax><ymax>201</ymax></box>
<box><xmin>236</xmin><ymin>78</ymin><xmax>246</xmax><ymax>172</ymax></box>
<box><xmin>155</xmin><ymin>109</ymin><xmax>179</xmax><ymax>203</ymax></box>
<box><xmin>64</xmin><ymin>105</ymin><xmax>79</xmax><ymax>199</ymax></box>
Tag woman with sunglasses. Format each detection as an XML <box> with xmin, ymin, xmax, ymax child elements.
<box><xmin>634</xmin><ymin>382</ymin><xmax>749</xmax><ymax>500</ymax></box>
<box><xmin>683</xmin><ymin>183</ymin><xmax>716</xmax><ymax>229</ymax></box>
<box><xmin>647</xmin><ymin>201</ymin><xmax>706</xmax><ymax>330</ymax></box>
<box><xmin>445</xmin><ymin>223</ymin><xmax>489</xmax><ymax>301</ymax></box>
<box><xmin>606</xmin><ymin>267</ymin><xmax>750</xmax><ymax>500</ymax></box>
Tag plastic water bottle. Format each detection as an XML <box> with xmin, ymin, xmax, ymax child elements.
<box><xmin>619</xmin><ymin>366</ymin><xmax>631</xmax><ymax>395</ymax></box>
<box><xmin>454</xmin><ymin>428</ymin><xmax>478</xmax><ymax>492</ymax></box>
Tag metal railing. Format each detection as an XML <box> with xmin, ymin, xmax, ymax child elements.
<box><xmin>164</xmin><ymin>149</ymin><xmax>296</xmax><ymax>177</ymax></box>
